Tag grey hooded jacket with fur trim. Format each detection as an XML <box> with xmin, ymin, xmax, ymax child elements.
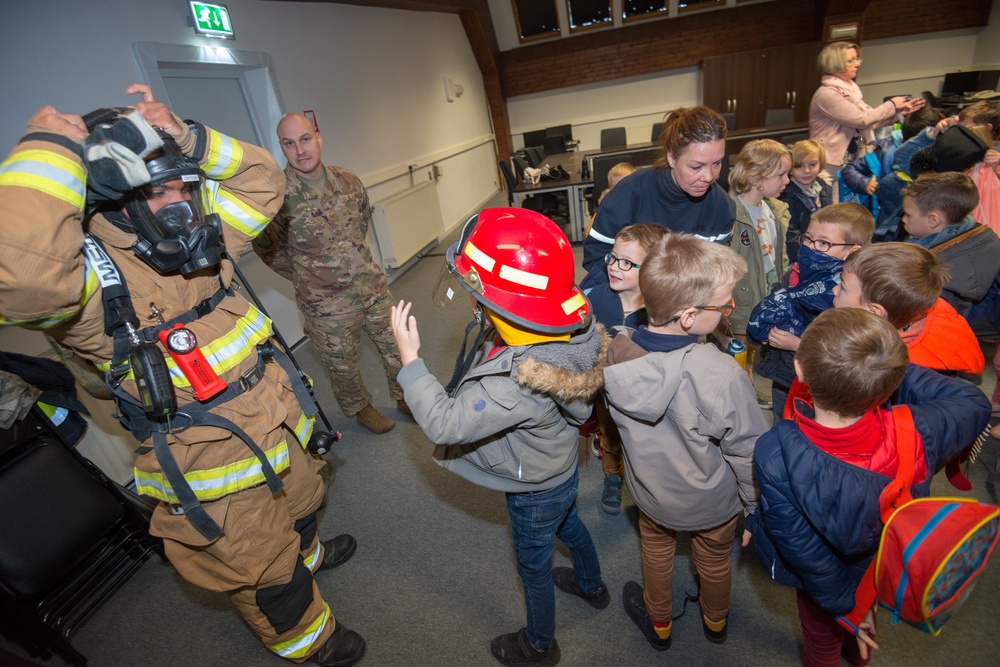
<box><xmin>398</xmin><ymin>321</ymin><xmax>609</xmax><ymax>493</ymax></box>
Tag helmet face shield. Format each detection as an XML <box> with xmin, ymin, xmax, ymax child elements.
<box><xmin>125</xmin><ymin>138</ymin><xmax>224</xmax><ymax>274</ymax></box>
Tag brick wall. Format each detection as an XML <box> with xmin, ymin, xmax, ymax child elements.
<box><xmin>497</xmin><ymin>0</ymin><xmax>993</xmax><ymax>99</ymax></box>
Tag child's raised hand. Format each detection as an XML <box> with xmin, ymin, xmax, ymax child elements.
<box><xmin>391</xmin><ymin>300</ymin><xmax>421</xmax><ymax>366</ymax></box>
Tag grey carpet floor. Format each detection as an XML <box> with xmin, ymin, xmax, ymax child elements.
<box><xmin>5</xmin><ymin>196</ymin><xmax>1000</xmax><ymax>666</ymax></box>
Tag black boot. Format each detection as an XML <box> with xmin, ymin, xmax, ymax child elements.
<box><xmin>311</xmin><ymin>622</ymin><xmax>366</xmax><ymax>666</ymax></box>
<box><xmin>316</xmin><ymin>535</ymin><xmax>357</xmax><ymax>573</ymax></box>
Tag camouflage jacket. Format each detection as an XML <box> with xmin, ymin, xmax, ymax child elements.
<box><xmin>254</xmin><ymin>164</ymin><xmax>389</xmax><ymax>316</ymax></box>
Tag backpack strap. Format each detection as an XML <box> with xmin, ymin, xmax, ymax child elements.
<box><xmin>837</xmin><ymin>405</ymin><xmax>916</xmax><ymax>634</ymax></box>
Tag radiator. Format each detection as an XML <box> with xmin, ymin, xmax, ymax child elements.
<box><xmin>371</xmin><ymin>180</ymin><xmax>444</xmax><ymax>269</ymax></box>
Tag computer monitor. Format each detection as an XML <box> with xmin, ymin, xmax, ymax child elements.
<box><xmin>523</xmin><ymin>129</ymin><xmax>547</xmax><ymax>149</ymax></box>
<box><xmin>941</xmin><ymin>70</ymin><xmax>999</xmax><ymax>96</ymax></box>
<box><xmin>545</xmin><ymin>124</ymin><xmax>573</xmax><ymax>142</ymax></box>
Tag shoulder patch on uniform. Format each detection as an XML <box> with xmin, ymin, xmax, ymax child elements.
<box><xmin>740</xmin><ymin>230</ymin><xmax>752</xmax><ymax>247</ymax></box>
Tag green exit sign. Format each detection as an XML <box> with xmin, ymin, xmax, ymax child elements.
<box><xmin>189</xmin><ymin>2</ymin><xmax>235</xmax><ymax>39</ymax></box>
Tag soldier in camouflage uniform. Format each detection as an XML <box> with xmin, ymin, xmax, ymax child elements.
<box><xmin>254</xmin><ymin>113</ymin><xmax>405</xmax><ymax>434</ymax></box>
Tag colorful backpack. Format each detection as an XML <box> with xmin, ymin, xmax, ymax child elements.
<box><xmin>838</xmin><ymin>406</ymin><xmax>1000</xmax><ymax>636</ymax></box>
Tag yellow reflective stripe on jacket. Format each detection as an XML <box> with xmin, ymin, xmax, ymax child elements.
<box><xmin>0</xmin><ymin>148</ymin><xmax>86</xmax><ymax>208</ymax></box>
<box><xmin>133</xmin><ymin>440</ymin><xmax>291</xmax><ymax>503</ymax></box>
<box><xmin>296</xmin><ymin>413</ymin><xmax>314</xmax><ymax>451</ymax></box>
<box><xmin>205</xmin><ymin>180</ymin><xmax>269</xmax><ymax>238</ymax></box>
<box><xmin>201</xmin><ymin>128</ymin><xmax>242</xmax><ymax>180</ymax></box>
<box><xmin>303</xmin><ymin>540</ymin><xmax>322</xmax><ymax>572</ymax></box>
<box><xmin>271</xmin><ymin>603</ymin><xmax>331</xmax><ymax>660</ymax></box>
<box><xmin>37</xmin><ymin>401</ymin><xmax>69</xmax><ymax>426</ymax></box>
<box><xmin>0</xmin><ymin>253</ymin><xmax>98</xmax><ymax>329</ymax></box>
<box><xmin>96</xmin><ymin>302</ymin><xmax>272</xmax><ymax>385</ymax></box>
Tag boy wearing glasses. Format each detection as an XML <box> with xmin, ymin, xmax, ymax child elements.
<box><xmin>582</xmin><ymin>224</ymin><xmax>668</xmax><ymax>514</ymax></box>
<box><xmin>747</xmin><ymin>202</ymin><xmax>874</xmax><ymax>415</ymax></box>
<box><xmin>603</xmin><ymin>233</ymin><xmax>766</xmax><ymax>651</ymax></box>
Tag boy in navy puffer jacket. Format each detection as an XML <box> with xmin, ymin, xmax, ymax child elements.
<box><xmin>752</xmin><ymin>308</ymin><xmax>989</xmax><ymax>667</ymax></box>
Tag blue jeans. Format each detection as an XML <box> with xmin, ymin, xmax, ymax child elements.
<box><xmin>506</xmin><ymin>467</ymin><xmax>602</xmax><ymax>650</ymax></box>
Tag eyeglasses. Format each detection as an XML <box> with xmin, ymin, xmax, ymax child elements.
<box><xmin>847</xmin><ymin>57</ymin><xmax>863</xmax><ymax>65</ymax></box>
<box><xmin>695</xmin><ymin>297</ymin><xmax>735</xmax><ymax>317</ymax></box>
<box><xmin>798</xmin><ymin>233</ymin><xmax>857</xmax><ymax>253</ymax></box>
<box><xmin>604</xmin><ymin>252</ymin><xmax>641</xmax><ymax>271</ymax></box>
<box><xmin>649</xmin><ymin>297</ymin><xmax>735</xmax><ymax>326</ymax></box>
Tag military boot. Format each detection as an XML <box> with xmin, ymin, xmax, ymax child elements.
<box><xmin>355</xmin><ymin>404</ymin><xmax>394</xmax><ymax>434</ymax></box>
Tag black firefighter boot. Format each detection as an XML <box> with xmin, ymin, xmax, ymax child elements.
<box><xmin>311</xmin><ymin>622</ymin><xmax>366</xmax><ymax>666</ymax></box>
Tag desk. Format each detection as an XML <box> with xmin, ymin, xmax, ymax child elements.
<box><xmin>512</xmin><ymin>151</ymin><xmax>590</xmax><ymax>243</ymax></box>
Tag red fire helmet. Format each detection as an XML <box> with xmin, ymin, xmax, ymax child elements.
<box><xmin>446</xmin><ymin>208</ymin><xmax>591</xmax><ymax>334</ymax></box>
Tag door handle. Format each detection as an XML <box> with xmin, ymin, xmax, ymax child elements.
<box><xmin>786</xmin><ymin>91</ymin><xmax>790</xmax><ymax>105</ymax></box>
<box><xmin>792</xmin><ymin>91</ymin><xmax>796</xmax><ymax>106</ymax></box>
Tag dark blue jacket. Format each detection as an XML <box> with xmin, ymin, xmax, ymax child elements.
<box><xmin>752</xmin><ymin>365</ymin><xmax>990</xmax><ymax>616</ymax></box>
<box><xmin>582</xmin><ymin>166</ymin><xmax>735</xmax><ymax>276</ymax></box>
<box><xmin>582</xmin><ymin>271</ymin><xmax>648</xmax><ymax>332</ymax></box>
<box><xmin>779</xmin><ymin>180</ymin><xmax>832</xmax><ymax>262</ymax></box>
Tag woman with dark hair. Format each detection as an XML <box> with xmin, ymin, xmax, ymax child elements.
<box><xmin>808</xmin><ymin>41</ymin><xmax>923</xmax><ymax>199</ymax></box>
<box><xmin>583</xmin><ymin>106</ymin><xmax>736</xmax><ymax>276</ymax></box>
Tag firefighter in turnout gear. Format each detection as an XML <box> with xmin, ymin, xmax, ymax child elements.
<box><xmin>0</xmin><ymin>85</ymin><xmax>365</xmax><ymax>666</ymax></box>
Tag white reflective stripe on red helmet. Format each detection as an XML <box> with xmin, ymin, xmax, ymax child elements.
<box><xmin>499</xmin><ymin>263</ymin><xmax>548</xmax><ymax>291</ymax></box>
<box><xmin>464</xmin><ymin>240</ymin><xmax>496</xmax><ymax>272</ymax></box>
<box><xmin>561</xmin><ymin>293</ymin><xmax>587</xmax><ymax>315</ymax></box>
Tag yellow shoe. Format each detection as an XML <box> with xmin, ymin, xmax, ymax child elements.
<box><xmin>355</xmin><ymin>404</ymin><xmax>394</xmax><ymax>434</ymax></box>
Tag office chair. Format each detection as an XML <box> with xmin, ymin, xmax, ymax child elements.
<box><xmin>764</xmin><ymin>108</ymin><xmax>795</xmax><ymax>127</ymax></box>
<box><xmin>512</xmin><ymin>155</ymin><xmax>530</xmax><ymax>181</ymax></box>
<box><xmin>541</xmin><ymin>134</ymin><xmax>566</xmax><ymax>158</ymax></box>
<box><xmin>600</xmin><ymin>127</ymin><xmax>627</xmax><ymax>150</ymax></box>
<box><xmin>722</xmin><ymin>112</ymin><xmax>736</xmax><ymax>131</ymax></box>
<box><xmin>498</xmin><ymin>159</ymin><xmax>518</xmax><ymax>205</ymax></box>
<box><xmin>546</xmin><ymin>124</ymin><xmax>573</xmax><ymax>142</ymax></box>
<box><xmin>651</xmin><ymin>122</ymin><xmax>664</xmax><ymax>143</ymax></box>
<box><xmin>780</xmin><ymin>132</ymin><xmax>809</xmax><ymax>146</ymax></box>
<box><xmin>525</xmin><ymin>146</ymin><xmax>545</xmax><ymax>168</ymax></box>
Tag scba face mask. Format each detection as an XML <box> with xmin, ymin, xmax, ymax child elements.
<box><xmin>125</xmin><ymin>140</ymin><xmax>224</xmax><ymax>275</ymax></box>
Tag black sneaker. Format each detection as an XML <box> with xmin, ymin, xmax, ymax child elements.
<box><xmin>311</xmin><ymin>622</ymin><xmax>366</xmax><ymax>666</ymax></box>
<box><xmin>316</xmin><ymin>535</ymin><xmax>357</xmax><ymax>573</ymax></box>
<box><xmin>622</xmin><ymin>581</ymin><xmax>671</xmax><ymax>651</ymax></box>
<box><xmin>552</xmin><ymin>567</ymin><xmax>610</xmax><ymax>609</ymax></box>
<box><xmin>702</xmin><ymin>613</ymin><xmax>728</xmax><ymax>644</ymax></box>
<box><xmin>490</xmin><ymin>628</ymin><xmax>560</xmax><ymax>666</ymax></box>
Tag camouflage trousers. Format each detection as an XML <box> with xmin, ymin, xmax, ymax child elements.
<box><xmin>303</xmin><ymin>292</ymin><xmax>403</xmax><ymax>417</ymax></box>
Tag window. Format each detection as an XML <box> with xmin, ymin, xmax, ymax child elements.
<box><xmin>623</xmin><ymin>0</ymin><xmax>668</xmax><ymax>21</ymax></box>
<box><xmin>678</xmin><ymin>0</ymin><xmax>724</xmax><ymax>12</ymax></box>
<box><xmin>512</xmin><ymin>0</ymin><xmax>561</xmax><ymax>43</ymax></box>
<box><xmin>567</xmin><ymin>0</ymin><xmax>612</xmax><ymax>32</ymax></box>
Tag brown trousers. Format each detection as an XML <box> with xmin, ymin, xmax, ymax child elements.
<box><xmin>596</xmin><ymin>396</ymin><xmax>624</xmax><ymax>477</ymax></box>
<box><xmin>151</xmin><ymin>435</ymin><xmax>334</xmax><ymax>661</ymax></box>
<box><xmin>638</xmin><ymin>511</ymin><xmax>739</xmax><ymax>624</ymax></box>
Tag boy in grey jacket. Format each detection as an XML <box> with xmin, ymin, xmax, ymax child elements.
<box><xmin>603</xmin><ymin>233</ymin><xmax>767</xmax><ymax>651</ymax></box>
<box><xmin>391</xmin><ymin>208</ymin><xmax>609</xmax><ymax>667</ymax></box>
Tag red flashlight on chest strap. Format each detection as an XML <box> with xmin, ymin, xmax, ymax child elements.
<box><xmin>158</xmin><ymin>324</ymin><xmax>227</xmax><ymax>401</ymax></box>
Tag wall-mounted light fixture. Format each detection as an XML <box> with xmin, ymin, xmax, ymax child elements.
<box><xmin>444</xmin><ymin>77</ymin><xmax>465</xmax><ymax>103</ymax></box>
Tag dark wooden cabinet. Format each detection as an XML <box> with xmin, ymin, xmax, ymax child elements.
<box><xmin>703</xmin><ymin>42</ymin><xmax>822</xmax><ymax>130</ymax></box>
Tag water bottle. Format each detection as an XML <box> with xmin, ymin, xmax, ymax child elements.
<box><xmin>726</xmin><ymin>337</ymin><xmax>747</xmax><ymax>369</ymax></box>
